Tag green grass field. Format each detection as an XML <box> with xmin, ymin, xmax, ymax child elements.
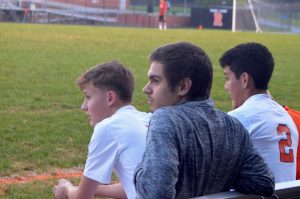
<box><xmin>0</xmin><ymin>22</ymin><xmax>299</xmax><ymax>198</ymax></box>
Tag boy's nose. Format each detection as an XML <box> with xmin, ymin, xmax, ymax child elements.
<box><xmin>143</xmin><ymin>83</ymin><xmax>151</xmax><ymax>94</ymax></box>
<box><xmin>81</xmin><ymin>100</ymin><xmax>87</xmax><ymax>111</ymax></box>
<box><xmin>224</xmin><ymin>82</ymin><xmax>228</xmax><ymax>90</ymax></box>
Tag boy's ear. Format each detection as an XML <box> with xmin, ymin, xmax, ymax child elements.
<box><xmin>107</xmin><ymin>91</ymin><xmax>117</xmax><ymax>106</ymax></box>
<box><xmin>178</xmin><ymin>78</ymin><xmax>192</xmax><ymax>96</ymax></box>
<box><xmin>240</xmin><ymin>72</ymin><xmax>251</xmax><ymax>89</ymax></box>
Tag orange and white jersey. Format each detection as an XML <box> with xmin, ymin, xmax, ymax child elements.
<box><xmin>284</xmin><ymin>105</ymin><xmax>300</xmax><ymax>179</ymax></box>
<box><xmin>229</xmin><ymin>94</ymin><xmax>298</xmax><ymax>183</ymax></box>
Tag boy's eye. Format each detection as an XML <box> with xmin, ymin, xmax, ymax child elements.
<box><xmin>151</xmin><ymin>78</ymin><xmax>159</xmax><ymax>83</ymax></box>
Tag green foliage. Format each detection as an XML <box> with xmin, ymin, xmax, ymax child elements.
<box><xmin>0</xmin><ymin>23</ymin><xmax>300</xmax><ymax>197</ymax></box>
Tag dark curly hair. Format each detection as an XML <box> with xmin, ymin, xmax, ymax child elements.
<box><xmin>219</xmin><ymin>42</ymin><xmax>274</xmax><ymax>90</ymax></box>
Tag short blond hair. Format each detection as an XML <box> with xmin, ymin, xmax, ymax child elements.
<box><xmin>77</xmin><ymin>61</ymin><xmax>135</xmax><ymax>103</ymax></box>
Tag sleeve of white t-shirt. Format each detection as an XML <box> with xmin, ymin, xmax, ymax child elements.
<box><xmin>83</xmin><ymin>122</ymin><xmax>118</xmax><ymax>184</ymax></box>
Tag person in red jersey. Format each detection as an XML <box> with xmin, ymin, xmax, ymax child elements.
<box><xmin>159</xmin><ymin>0</ymin><xmax>168</xmax><ymax>30</ymax></box>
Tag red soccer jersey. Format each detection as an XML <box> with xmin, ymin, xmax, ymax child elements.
<box><xmin>159</xmin><ymin>1</ymin><xmax>168</xmax><ymax>16</ymax></box>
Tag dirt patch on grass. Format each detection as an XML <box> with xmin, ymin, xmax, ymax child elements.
<box><xmin>0</xmin><ymin>168</ymin><xmax>83</xmax><ymax>185</ymax></box>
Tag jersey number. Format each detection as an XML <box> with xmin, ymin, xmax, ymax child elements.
<box><xmin>277</xmin><ymin>124</ymin><xmax>294</xmax><ymax>162</ymax></box>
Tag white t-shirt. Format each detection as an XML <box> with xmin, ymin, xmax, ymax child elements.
<box><xmin>83</xmin><ymin>105</ymin><xmax>149</xmax><ymax>199</ymax></box>
<box><xmin>228</xmin><ymin>94</ymin><xmax>298</xmax><ymax>183</ymax></box>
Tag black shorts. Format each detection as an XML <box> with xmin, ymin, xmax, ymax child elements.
<box><xmin>159</xmin><ymin>15</ymin><xmax>165</xmax><ymax>23</ymax></box>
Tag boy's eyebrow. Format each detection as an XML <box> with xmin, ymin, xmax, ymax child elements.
<box><xmin>148</xmin><ymin>74</ymin><xmax>161</xmax><ymax>80</ymax></box>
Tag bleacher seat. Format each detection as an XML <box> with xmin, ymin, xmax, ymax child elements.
<box><xmin>192</xmin><ymin>180</ymin><xmax>300</xmax><ymax>199</ymax></box>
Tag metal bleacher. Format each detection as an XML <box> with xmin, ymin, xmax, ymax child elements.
<box><xmin>0</xmin><ymin>0</ymin><xmax>119</xmax><ymax>23</ymax></box>
<box><xmin>193</xmin><ymin>180</ymin><xmax>300</xmax><ymax>199</ymax></box>
<box><xmin>30</xmin><ymin>0</ymin><xmax>118</xmax><ymax>22</ymax></box>
<box><xmin>0</xmin><ymin>0</ymin><xmax>19</xmax><ymax>10</ymax></box>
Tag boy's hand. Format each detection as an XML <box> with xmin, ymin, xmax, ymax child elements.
<box><xmin>53</xmin><ymin>179</ymin><xmax>73</xmax><ymax>199</ymax></box>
